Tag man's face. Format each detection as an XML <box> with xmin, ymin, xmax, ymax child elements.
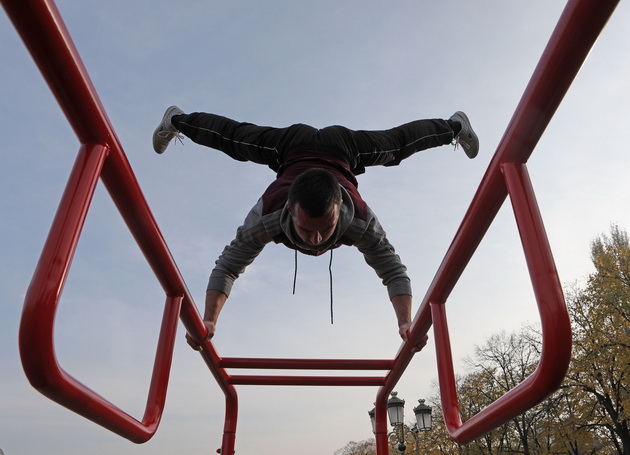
<box><xmin>290</xmin><ymin>202</ymin><xmax>340</xmax><ymax>248</ymax></box>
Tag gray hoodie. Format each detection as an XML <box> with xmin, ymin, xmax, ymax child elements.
<box><xmin>207</xmin><ymin>186</ymin><xmax>412</xmax><ymax>300</ymax></box>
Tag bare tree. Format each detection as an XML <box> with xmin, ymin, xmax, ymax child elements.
<box><xmin>565</xmin><ymin>225</ymin><xmax>630</xmax><ymax>455</ymax></box>
<box><xmin>334</xmin><ymin>438</ymin><xmax>377</xmax><ymax>455</ymax></box>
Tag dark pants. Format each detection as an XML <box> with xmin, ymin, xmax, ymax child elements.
<box><xmin>173</xmin><ymin>112</ymin><xmax>455</xmax><ymax>175</ymax></box>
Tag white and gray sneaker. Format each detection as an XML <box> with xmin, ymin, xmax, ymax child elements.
<box><xmin>152</xmin><ymin>105</ymin><xmax>185</xmax><ymax>154</ymax></box>
<box><xmin>450</xmin><ymin>111</ymin><xmax>479</xmax><ymax>159</ymax></box>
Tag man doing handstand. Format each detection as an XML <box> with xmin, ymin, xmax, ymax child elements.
<box><xmin>152</xmin><ymin>107</ymin><xmax>479</xmax><ymax>352</ymax></box>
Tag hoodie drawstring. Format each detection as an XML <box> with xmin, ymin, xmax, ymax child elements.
<box><xmin>292</xmin><ymin>249</ymin><xmax>298</xmax><ymax>295</ymax></box>
<box><xmin>328</xmin><ymin>249</ymin><xmax>334</xmax><ymax>324</ymax></box>
<box><xmin>291</xmin><ymin>249</ymin><xmax>335</xmax><ymax>324</ymax></box>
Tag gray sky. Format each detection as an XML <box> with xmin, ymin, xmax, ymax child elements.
<box><xmin>2</xmin><ymin>1</ymin><xmax>629</xmax><ymax>454</ymax></box>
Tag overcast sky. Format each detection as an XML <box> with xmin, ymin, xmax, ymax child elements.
<box><xmin>2</xmin><ymin>1</ymin><xmax>629</xmax><ymax>454</ymax></box>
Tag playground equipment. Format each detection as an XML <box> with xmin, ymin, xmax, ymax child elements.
<box><xmin>2</xmin><ymin>0</ymin><xmax>619</xmax><ymax>453</ymax></box>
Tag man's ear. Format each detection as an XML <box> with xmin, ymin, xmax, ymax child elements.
<box><xmin>286</xmin><ymin>202</ymin><xmax>292</xmax><ymax>214</ymax></box>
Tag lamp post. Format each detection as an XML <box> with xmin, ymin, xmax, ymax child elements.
<box><xmin>369</xmin><ymin>392</ymin><xmax>432</xmax><ymax>454</ymax></box>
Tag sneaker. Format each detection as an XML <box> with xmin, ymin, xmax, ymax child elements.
<box><xmin>152</xmin><ymin>105</ymin><xmax>185</xmax><ymax>154</ymax></box>
<box><xmin>450</xmin><ymin>111</ymin><xmax>479</xmax><ymax>159</ymax></box>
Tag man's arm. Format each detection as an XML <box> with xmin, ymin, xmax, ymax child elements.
<box><xmin>391</xmin><ymin>294</ymin><xmax>413</xmax><ymax>337</ymax></box>
<box><xmin>352</xmin><ymin>209</ymin><xmax>427</xmax><ymax>351</ymax></box>
<box><xmin>186</xmin><ymin>200</ymin><xmax>273</xmax><ymax>351</ymax></box>
<box><xmin>391</xmin><ymin>294</ymin><xmax>427</xmax><ymax>352</ymax></box>
<box><xmin>186</xmin><ymin>289</ymin><xmax>228</xmax><ymax>351</ymax></box>
<box><xmin>352</xmin><ymin>210</ymin><xmax>412</xmax><ymax>297</ymax></box>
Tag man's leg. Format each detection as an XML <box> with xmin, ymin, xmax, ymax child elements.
<box><xmin>172</xmin><ymin>112</ymin><xmax>285</xmax><ymax>166</ymax></box>
<box><xmin>354</xmin><ymin>118</ymin><xmax>457</xmax><ymax>168</ymax></box>
<box><xmin>317</xmin><ymin>114</ymin><xmax>477</xmax><ymax>174</ymax></box>
<box><xmin>153</xmin><ymin>107</ymin><xmax>318</xmax><ymax>171</ymax></box>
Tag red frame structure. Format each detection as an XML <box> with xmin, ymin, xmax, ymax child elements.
<box><xmin>2</xmin><ymin>0</ymin><xmax>619</xmax><ymax>453</ymax></box>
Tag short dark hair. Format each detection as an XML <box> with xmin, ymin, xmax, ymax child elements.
<box><xmin>288</xmin><ymin>168</ymin><xmax>342</xmax><ymax>218</ymax></box>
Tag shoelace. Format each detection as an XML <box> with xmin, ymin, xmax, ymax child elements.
<box><xmin>450</xmin><ymin>125</ymin><xmax>460</xmax><ymax>151</ymax></box>
<box><xmin>452</xmin><ymin>131</ymin><xmax>470</xmax><ymax>152</ymax></box>
<box><xmin>157</xmin><ymin>129</ymin><xmax>185</xmax><ymax>145</ymax></box>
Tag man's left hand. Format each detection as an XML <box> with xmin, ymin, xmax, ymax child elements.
<box><xmin>399</xmin><ymin>322</ymin><xmax>428</xmax><ymax>353</ymax></box>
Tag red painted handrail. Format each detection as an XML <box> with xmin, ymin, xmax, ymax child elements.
<box><xmin>2</xmin><ymin>0</ymin><xmax>618</xmax><ymax>453</ymax></box>
<box><xmin>17</xmin><ymin>142</ymin><xmax>183</xmax><ymax>443</ymax></box>
<box><xmin>2</xmin><ymin>0</ymin><xmax>237</xmax><ymax>445</ymax></box>
<box><xmin>431</xmin><ymin>163</ymin><xmax>572</xmax><ymax>443</ymax></box>
<box><xmin>371</xmin><ymin>0</ymin><xmax>618</xmax><ymax>451</ymax></box>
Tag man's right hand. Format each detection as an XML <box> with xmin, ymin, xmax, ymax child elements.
<box><xmin>186</xmin><ymin>289</ymin><xmax>227</xmax><ymax>351</ymax></box>
<box><xmin>186</xmin><ymin>320</ymin><xmax>217</xmax><ymax>351</ymax></box>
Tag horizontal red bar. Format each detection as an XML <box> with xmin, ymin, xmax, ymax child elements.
<box><xmin>228</xmin><ymin>375</ymin><xmax>386</xmax><ymax>387</ymax></box>
<box><xmin>219</xmin><ymin>357</ymin><xmax>394</xmax><ymax>370</ymax></box>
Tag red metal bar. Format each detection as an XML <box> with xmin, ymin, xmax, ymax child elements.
<box><xmin>219</xmin><ymin>357</ymin><xmax>394</xmax><ymax>370</ymax></box>
<box><xmin>3</xmin><ymin>0</ymin><xmax>238</xmax><ymax>445</ymax></box>
<box><xmin>2</xmin><ymin>0</ymin><xmax>618</xmax><ymax>452</ymax></box>
<box><xmin>0</xmin><ymin>0</ymin><xmax>108</xmax><ymax>144</ymax></box>
<box><xmin>374</xmin><ymin>0</ymin><xmax>617</xmax><ymax>449</ymax></box>
<box><xmin>503</xmin><ymin>164</ymin><xmax>573</xmax><ymax>381</ymax></box>
<box><xmin>17</xmin><ymin>145</ymin><xmax>184</xmax><ymax>443</ymax></box>
<box><xmin>374</xmin><ymin>397</ymin><xmax>390</xmax><ymax>455</ymax></box>
<box><xmin>430</xmin><ymin>301</ymin><xmax>460</xmax><ymax>430</ymax></box>
<box><xmin>433</xmin><ymin>163</ymin><xmax>572</xmax><ymax>443</ymax></box>
<box><xmin>221</xmin><ymin>394</ymin><xmax>238</xmax><ymax>455</ymax></box>
<box><xmin>20</xmin><ymin>143</ymin><xmax>108</xmax><ymax>390</ymax></box>
<box><xmin>15</xmin><ymin>139</ymin><xmax>183</xmax><ymax>443</ymax></box>
<box><xmin>228</xmin><ymin>376</ymin><xmax>385</xmax><ymax>387</ymax></box>
<box><xmin>414</xmin><ymin>0</ymin><xmax>618</xmax><ymax>333</ymax></box>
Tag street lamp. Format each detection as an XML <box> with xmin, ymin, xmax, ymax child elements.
<box><xmin>413</xmin><ymin>399</ymin><xmax>432</xmax><ymax>431</ymax></box>
<box><xmin>368</xmin><ymin>406</ymin><xmax>376</xmax><ymax>434</ymax></box>
<box><xmin>368</xmin><ymin>392</ymin><xmax>433</xmax><ymax>454</ymax></box>
<box><xmin>388</xmin><ymin>391</ymin><xmax>406</xmax><ymax>426</ymax></box>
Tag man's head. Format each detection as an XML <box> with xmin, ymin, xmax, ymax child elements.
<box><xmin>287</xmin><ymin>168</ymin><xmax>342</xmax><ymax>248</ymax></box>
